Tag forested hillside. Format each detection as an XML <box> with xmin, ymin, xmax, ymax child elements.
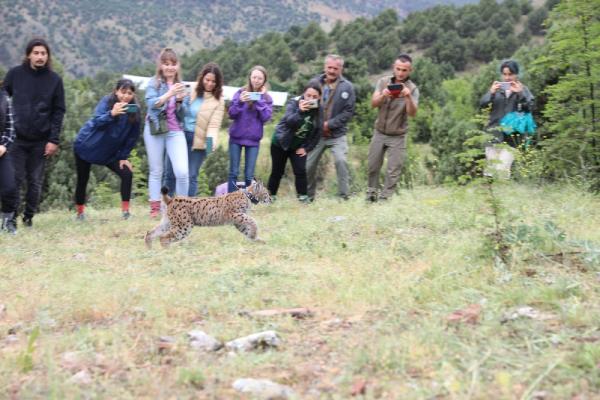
<box><xmin>0</xmin><ymin>0</ymin><xmax>476</xmax><ymax>76</ymax></box>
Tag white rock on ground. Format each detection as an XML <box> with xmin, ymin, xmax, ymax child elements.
<box><xmin>225</xmin><ymin>330</ymin><xmax>280</xmax><ymax>352</ymax></box>
<box><xmin>187</xmin><ymin>330</ymin><xmax>222</xmax><ymax>351</ymax></box>
<box><xmin>232</xmin><ymin>378</ymin><xmax>294</xmax><ymax>399</ymax></box>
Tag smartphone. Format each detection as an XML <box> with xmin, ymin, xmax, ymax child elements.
<box><xmin>387</xmin><ymin>83</ymin><xmax>404</xmax><ymax>98</ymax></box>
<box><xmin>126</xmin><ymin>103</ymin><xmax>139</xmax><ymax>113</ymax></box>
<box><xmin>305</xmin><ymin>99</ymin><xmax>319</xmax><ymax>109</ymax></box>
<box><xmin>387</xmin><ymin>83</ymin><xmax>404</xmax><ymax>92</ymax></box>
<box><xmin>500</xmin><ymin>81</ymin><xmax>512</xmax><ymax>91</ymax></box>
<box><xmin>248</xmin><ymin>92</ymin><xmax>262</xmax><ymax>101</ymax></box>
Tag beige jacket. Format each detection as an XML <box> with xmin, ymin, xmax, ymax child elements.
<box><xmin>191</xmin><ymin>92</ymin><xmax>225</xmax><ymax>150</ymax></box>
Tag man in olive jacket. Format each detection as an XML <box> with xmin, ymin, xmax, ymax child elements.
<box><xmin>306</xmin><ymin>54</ymin><xmax>355</xmax><ymax>201</ymax></box>
<box><xmin>3</xmin><ymin>38</ymin><xmax>65</xmax><ymax>228</ymax></box>
<box><xmin>367</xmin><ymin>54</ymin><xmax>419</xmax><ymax>202</ymax></box>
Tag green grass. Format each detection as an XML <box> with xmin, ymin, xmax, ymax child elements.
<box><xmin>1</xmin><ymin>183</ymin><xmax>599</xmax><ymax>398</ymax></box>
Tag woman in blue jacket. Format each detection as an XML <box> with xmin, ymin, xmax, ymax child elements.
<box><xmin>73</xmin><ymin>79</ymin><xmax>141</xmax><ymax>220</ymax></box>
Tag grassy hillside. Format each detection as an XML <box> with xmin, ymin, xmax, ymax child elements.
<box><xmin>1</xmin><ymin>183</ymin><xmax>599</xmax><ymax>398</ymax></box>
<box><xmin>0</xmin><ymin>0</ymin><xmax>476</xmax><ymax>77</ymax></box>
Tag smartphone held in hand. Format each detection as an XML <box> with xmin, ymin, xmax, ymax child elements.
<box><xmin>126</xmin><ymin>103</ymin><xmax>138</xmax><ymax>113</ymax></box>
<box><xmin>305</xmin><ymin>99</ymin><xmax>319</xmax><ymax>109</ymax></box>
<box><xmin>500</xmin><ymin>82</ymin><xmax>512</xmax><ymax>91</ymax></box>
<box><xmin>387</xmin><ymin>83</ymin><xmax>404</xmax><ymax>97</ymax></box>
<box><xmin>248</xmin><ymin>92</ymin><xmax>262</xmax><ymax>101</ymax></box>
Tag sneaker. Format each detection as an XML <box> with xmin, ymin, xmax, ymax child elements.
<box><xmin>76</xmin><ymin>213</ymin><xmax>86</xmax><ymax>221</ymax></box>
<box><xmin>298</xmin><ymin>195</ymin><xmax>310</xmax><ymax>203</ymax></box>
<box><xmin>122</xmin><ymin>211</ymin><xmax>131</xmax><ymax>220</ymax></box>
<box><xmin>22</xmin><ymin>217</ymin><xmax>32</xmax><ymax>227</ymax></box>
<box><xmin>3</xmin><ymin>218</ymin><xmax>17</xmax><ymax>235</ymax></box>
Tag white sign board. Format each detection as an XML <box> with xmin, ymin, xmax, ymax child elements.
<box><xmin>123</xmin><ymin>74</ymin><xmax>289</xmax><ymax>106</ymax></box>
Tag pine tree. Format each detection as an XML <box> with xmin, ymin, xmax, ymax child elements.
<box><xmin>532</xmin><ymin>0</ymin><xmax>600</xmax><ymax>189</ymax></box>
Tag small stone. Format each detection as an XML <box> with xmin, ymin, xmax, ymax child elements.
<box><xmin>232</xmin><ymin>378</ymin><xmax>294</xmax><ymax>399</ymax></box>
<box><xmin>131</xmin><ymin>307</ymin><xmax>146</xmax><ymax>318</ymax></box>
<box><xmin>3</xmin><ymin>334</ymin><xmax>19</xmax><ymax>344</ymax></box>
<box><xmin>7</xmin><ymin>322</ymin><xmax>23</xmax><ymax>335</ymax></box>
<box><xmin>187</xmin><ymin>330</ymin><xmax>222</xmax><ymax>352</ymax></box>
<box><xmin>72</xmin><ymin>253</ymin><xmax>86</xmax><ymax>261</ymax></box>
<box><xmin>0</xmin><ymin>304</ymin><xmax>6</xmax><ymax>319</ymax></box>
<box><xmin>61</xmin><ymin>351</ymin><xmax>84</xmax><ymax>371</ymax></box>
<box><xmin>69</xmin><ymin>370</ymin><xmax>92</xmax><ymax>386</ymax></box>
<box><xmin>158</xmin><ymin>336</ymin><xmax>175</xmax><ymax>353</ymax></box>
<box><xmin>246</xmin><ymin>307</ymin><xmax>314</xmax><ymax>319</ymax></box>
<box><xmin>225</xmin><ymin>330</ymin><xmax>280</xmax><ymax>352</ymax></box>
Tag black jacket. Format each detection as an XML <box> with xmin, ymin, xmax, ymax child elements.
<box><xmin>4</xmin><ymin>63</ymin><xmax>66</xmax><ymax>144</ymax></box>
<box><xmin>274</xmin><ymin>96</ymin><xmax>322</xmax><ymax>152</ymax></box>
<box><xmin>315</xmin><ymin>74</ymin><xmax>355</xmax><ymax>138</ymax></box>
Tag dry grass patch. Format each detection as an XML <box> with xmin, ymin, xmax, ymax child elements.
<box><xmin>1</xmin><ymin>183</ymin><xmax>599</xmax><ymax>398</ymax></box>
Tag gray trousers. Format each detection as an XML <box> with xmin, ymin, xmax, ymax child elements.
<box><xmin>306</xmin><ymin>135</ymin><xmax>350</xmax><ymax>198</ymax></box>
<box><xmin>367</xmin><ymin>130</ymin><xmax>406</xmax><ymax>199</ymax></box>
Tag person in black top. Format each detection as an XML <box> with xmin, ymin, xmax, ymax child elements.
<box><xmin>2</xmin><ymin>38</ymin><xmax>66</xmax><ymax>228</ymax></box>
<box><xmin>0</xmin><ymin>83</ymin><xmax>17</xmax><ymax>234</ymax></box>
<box><xmin>268</xmin><ymin>80</ymin><xmax>322</xmax><ymax>202</ymax></box>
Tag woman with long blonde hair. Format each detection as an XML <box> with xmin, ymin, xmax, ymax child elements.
<box><xmin>143</xmin><ymin>48</ymin><xmax>189</xmax><ymax>217</ymax></box>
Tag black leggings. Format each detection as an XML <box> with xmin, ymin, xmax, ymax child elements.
<box><xmin>75</xmin><ymin>153</ymin><xmax>133</xmax><ymax>205</ymax></box>
<box><xmin>267</xmin><ymin>143</ymin><xmax>307</xmax><ymax>196</ymax></box>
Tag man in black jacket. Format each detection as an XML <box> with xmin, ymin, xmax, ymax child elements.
<box><xmin>306</xmin><ymin>54</ymin><xmax>355</xmax><ymax>201</ymax></box>
<box><xmin>2</xmin><ymin>38</ymin><xmax>66</xmax><ymax>229</ymax></box>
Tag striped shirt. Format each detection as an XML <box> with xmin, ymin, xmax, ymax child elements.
<box><xmin>0</xmin><ymin>96</ymin><xmax>15</xmax><ymax>147</ymax></box>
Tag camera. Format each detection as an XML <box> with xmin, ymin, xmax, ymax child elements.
<box><xmin>125</xmin><ymin>103</ymin><xmax>138</xmax><ymax>113</ymax></box>
<box><xmin>248</xmin><ymin>92</ymin><xmax>262</xmax><ymax>101</ymax></box>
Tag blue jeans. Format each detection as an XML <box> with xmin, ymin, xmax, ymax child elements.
<box><xmin>164</xmin><ymin>131</ymin><xmax>210</xmax><ymax>196</ymax></box>
<box><xmin>144</xmin><ymin>125</ymin><xmax>189</xmax><ymax>201</ymax></box>
<box><xmin>228</xmin><ymin>143</ymin><xmax>259</xmax><ymax>192</ymax></box>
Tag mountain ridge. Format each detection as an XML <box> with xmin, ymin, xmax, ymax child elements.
<box><xmin>0</xmin><ymin>0</ymin><xmax>476</xmax><ymax>77</ymax></box>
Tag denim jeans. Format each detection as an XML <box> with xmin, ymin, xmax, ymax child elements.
<box><xmin>143</xmin><ymin>124</ymin><xmax>189</xmax><ymax>200</ymax></box>
<box><xmin>164</xmin><ymin>131</ymin><xmax>209</xmax><ymax>197</ymax></box>
<box><xmin>228</xmin><ymin>143</ymin><xmax>259</xmax><ymax>192</ymax></box>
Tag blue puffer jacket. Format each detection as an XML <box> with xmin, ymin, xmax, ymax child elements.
<box><xmin>74</xmin><ymin>96</ymin><xmax>141</xmax><ymax>165</ymax></box>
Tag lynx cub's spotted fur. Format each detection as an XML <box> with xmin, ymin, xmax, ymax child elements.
<box><xmin>144</xmin><ymin>181</ymin><xmax>271</xmax><ymax>248</ymax></box>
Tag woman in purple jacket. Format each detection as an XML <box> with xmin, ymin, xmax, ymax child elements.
<box><xmin>227</xmin><ymin>66</ymin><xmax>273</xmax><ymax>192</ymax></box>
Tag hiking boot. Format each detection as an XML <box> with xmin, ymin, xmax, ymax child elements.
<box><xmin>2</xmin><ymin>212</ymin><xmax>17</xmax><ymax>234</ymax></box>
<box><xmin>122</xmin><ymin>211</ymin><xmax>131</xmax><ymax>220</ymax></box>
<box><xmin>22</xmin><ymin>216</ymin><xmax>32</xmax><ymax>227</ymax></box>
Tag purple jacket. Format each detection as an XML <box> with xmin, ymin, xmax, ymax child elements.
<box><xmin>228</xmin><ymin>88</ymin><xmax>273</xmax><ymax>146</ymax></box>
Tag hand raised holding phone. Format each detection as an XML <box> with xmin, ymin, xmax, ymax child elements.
<box><xmin>299</xmin><ymin>98</ymin><xmax>318</xmax><ymax>112</ymax></box>
<box><xmin>111</xmin><ymin>101</ymin><xmax>129</xmax><ymax>117</ymax></box>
